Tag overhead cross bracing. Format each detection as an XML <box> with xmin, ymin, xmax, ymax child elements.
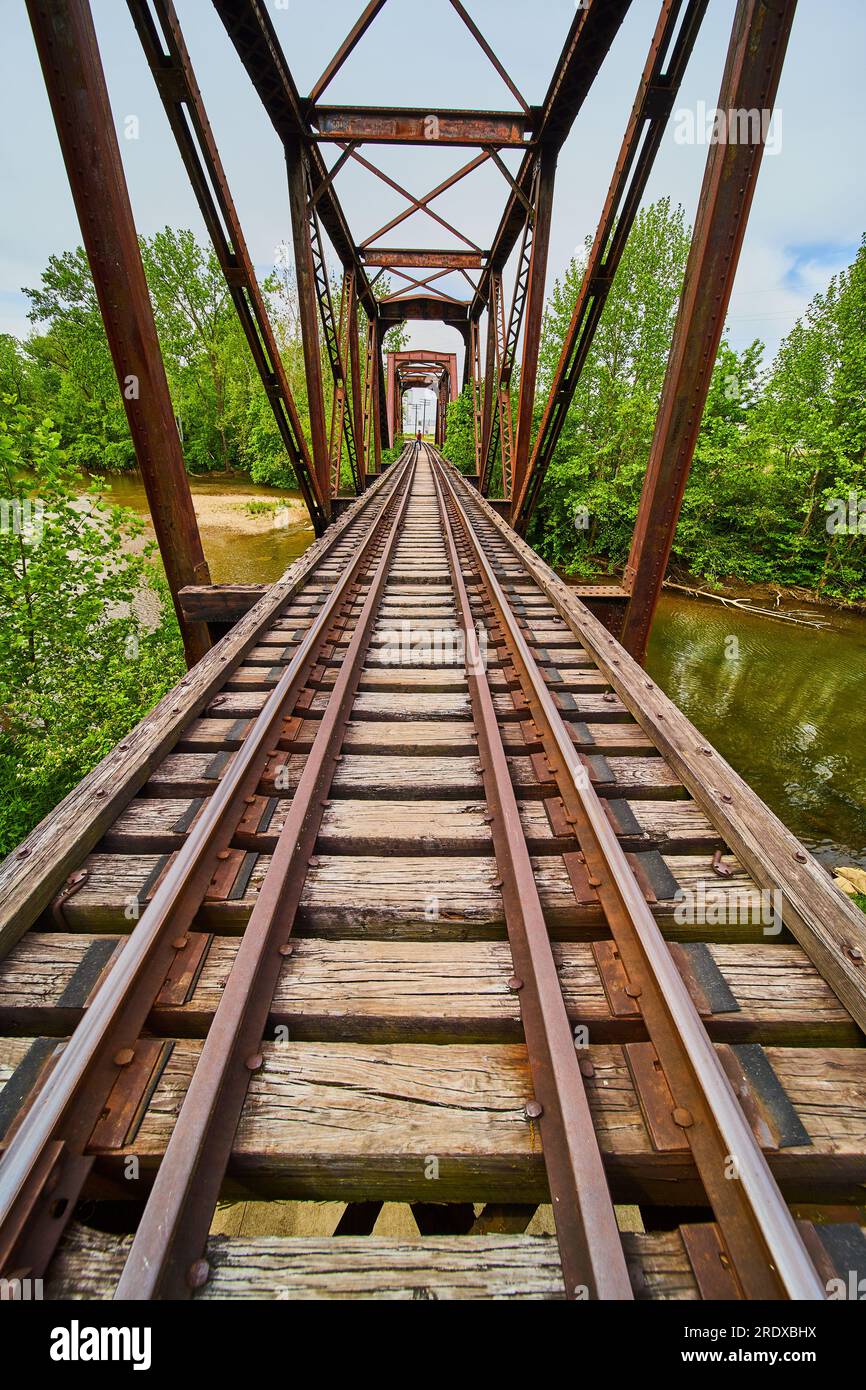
<box><xmin>24</xmin><ymin>0</ymin><xmax>799</xmax><ymax>664</ymax></box>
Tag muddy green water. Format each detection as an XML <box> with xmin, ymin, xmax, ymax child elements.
<box><xmin>646</xmin><ymin>596</ymin><xmax>866</xmax><ymax>872</ymax></box>
<box><xmin>101</xmin><ymin>472</ymin><xmax>314</xmax><ymax>584</ymax></box>
<box><xmin>103</xmin><ymin>474</ymin><xmax>866</xmax><ymax>870</ymax></box>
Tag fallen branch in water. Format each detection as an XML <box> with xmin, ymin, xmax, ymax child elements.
<box><xmin>663</xmin><ymin>581</ymin><xmax>831</xmax><ymax>629</ymax></box>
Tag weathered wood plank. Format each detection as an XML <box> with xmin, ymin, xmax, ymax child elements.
<box><xmin>0</xmin><ymin>936</ymin><xmax>854</xmax><ymax>1045</ymax></box>
<box><xmin>102</xmin><ymin>793</ymin><xmax>712</xmax><ymax>856</ymax></box>
<box><xmin>55</xmin><ymin>848</ymin><xmax>776</xmax><ymax>940</ymax></box>
<box><xmin>45</xmin><ymin>1222</ymin><xmax>732</xmax><ymax>1301</ymax></box>
<box><xmin>144</xmin><ymin>752</ymin><xmax>683</xmax><ymax>801</ymax></box>
<box><xmin>179</xmin><ymin>584</ymin><xmax>268</xmax><ymax>622</ymax></box>
<box><xmin>2</xmin><ymin>1040</ymin><xmax>861</xmax><ymax>1203</ymax></box>
<box><xmin>44</xmin><ymin>1223</ymin><xmax>722</xmax><ymax>1300</ymax></box>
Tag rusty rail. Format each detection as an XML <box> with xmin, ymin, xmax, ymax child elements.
<box><xmin>431</xmin><ymin>455</ymin><xmax>632</xmax><ymax>1300</ymax></box>
<box><xmin>430</xmin><ymin>447</ymin><xmax>826</xmax><ymax>1301</ymax></box>
<box><xmin>0</xmin><ymin>449</ymin><xmax>417</xmax><ymax>1285</ymax></box>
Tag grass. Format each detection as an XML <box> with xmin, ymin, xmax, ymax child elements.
<box><xmin>244</xmin><ymin>499</ymin><xmax>292</xmax><ymax>517</ymax></box>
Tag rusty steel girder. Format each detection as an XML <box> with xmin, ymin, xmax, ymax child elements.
<box><xmin>512</xmin><ymin>0</ymin><xmax>710</xmax><ymax>536</ymax></box>
<box><xmin>128</xmin><ymin>0</ymin><xmax>330</xmax><ymax>536</ymax></box>
<box><xmin>26</xmin><ymin>0</ymin><xmax>212</xmax><ymax>666</ymax></box>
<box><xmin>620</xmin><ymin>0</ymin><xmax>799</xmax><ymax>662</ymax></box>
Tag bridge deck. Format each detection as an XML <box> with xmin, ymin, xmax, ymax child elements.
<box><xmin>0</xmin><ymin>446</ymin><xmax>864</xmax><ymax>1300</ymax></box>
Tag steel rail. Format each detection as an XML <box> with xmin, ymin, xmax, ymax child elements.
<box><xmin>431</xmin><ymin>451</ymin><xmax>826</xmax><ymax>1301</ymax></box>
<box><xmin>114</xmin><ymin>446</ymin><xmax>419</xmax><ymax>1298</ymax></box>
<box><xmin>0</xmin><ymin>448</ymin><xmax>416</xmax><ymax>1280</ymax></box>
<box><xmin>428</xmin><ymin>449</ymin><xmax>631</xmax><ymax>1301</ymax></box>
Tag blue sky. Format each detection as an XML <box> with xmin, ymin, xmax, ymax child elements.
<box><xmin>2</xmin><ymin>0</ymin><xmax>864</xmax><ymax>379</ymax></box>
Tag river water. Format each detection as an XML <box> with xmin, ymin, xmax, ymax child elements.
<box><xmin>103</xmin><ymin>473</ymin><xmax>866</xmax><ymax>871</ymax></box>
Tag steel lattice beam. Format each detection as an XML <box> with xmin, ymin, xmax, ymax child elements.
<box><xmin>212</xmin><ymin>0</ymin><xmax>378</xmax><ymax>318</ymax></box>
<box><xmin>26</xmin><ymin>0</ymin><xmax>212</xmax><ymax>666</ymax></box>
<box><xmin>472</xmin><ymin>0</ymin><xmax>634</xmax><ymax>320</ymax></box>
<box><xmin>128</xmin><ymin>0</ymin><xmax>329</xmax><ymax>536</ymax></box>
<box><xmin>512</xmin><ymin>0</ymin><xmax>710</xmax><ymax>535</ymax></box>
<box><xmin>620</xmin><ymin>0</ymin><xmax>799</xmax><ymax>662</ymax></box>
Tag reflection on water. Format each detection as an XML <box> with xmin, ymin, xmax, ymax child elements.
<box><xmin>647</xmin><ymin>596</ymin><xmax>866</xmax><ymax>870</ymax></box>
<box><xmin>99</xmin><ymin>474</ymin><xmax>865</xmax><ymax>868</ymax></box>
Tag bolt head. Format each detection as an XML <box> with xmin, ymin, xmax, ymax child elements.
<box><xmin>672</xmin><ymin>1107</ymin><xmax>694</xmax><ymax>1129</ymax></box>
<box><xmin>187</xmin><ymin>1259</ymin><xmax>210</xmax><ymax>1291</ymax></box>
<box><xmin>525</xmin><ymin>1100</ymin><xmax>543</xmax><ymax>1120</ymax></box>
<box><xmin>114</xmin><ymin>1048</ymin><xmax>135</xmax><ymax>1067</ymax></box>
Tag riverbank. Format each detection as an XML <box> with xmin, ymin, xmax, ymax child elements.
<box><xmin>95</xmin><ymin>472</ymin><xmax>313</xmax><ymax>584</ymax></box>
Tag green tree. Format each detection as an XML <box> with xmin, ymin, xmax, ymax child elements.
<box><xmin>0</xmin><ymin>402</ymin><xmax>184</xmax><ymax>853</ymax></box>
<box><xmin>527</xmin><ymin>198</ymin><xmax>692</xmax><ymax>572</ymax></box>
<box><xmin>443</xmin><ymin>386</ymin><xmax>477</xmax><ymax>473</ymax></box>
<box><xmin>23</xmin><ymin>248</ymin><xmax>134</xmax><ymax>473</ymax></box>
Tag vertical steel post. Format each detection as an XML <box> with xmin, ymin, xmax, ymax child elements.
<box><xmin>26</xmin><ymin>0</ymin><xmax>211</xmax><ymax>666</ymax></box>
<box><xmin>480</xmin><ymin>307</ymin><xmax>496</xmax><ymax>479</ymax></box>
<box><xmin>377</xmin><ymin>323</ymin><xmax>390</xmax><ymax>451</ymax></box>
<box><xmin>469</xmin><ymin>319</ymin><xmax>484</xmax><ymax>475</ymax></box>
<box><xmin>511</xmin><ymin>144</ymin><xmax>557</xmax><ymax>511</ymax></box>
<box><xmin>128</xmin><ymin>0</ymin><xmax>328</xmax><ymax>536</ymax></box>
<box><xmin>620</xmin><ymin>0</ymin><xmax>798</xmax><ymax>662</ymax></box>
<box><xmin>348</xmin><ymin>279</ymin><xmax>366</xmax><ymax>489</ymax></box>
<box><xmin>286</xmin><ymin>138</ymin><xmax>330</xmax><ymax>505</ymax></box>
<box><xmin>385</xmin><ymin>350</ymin><xmax>396</xmax><ymax>444</ymax></box>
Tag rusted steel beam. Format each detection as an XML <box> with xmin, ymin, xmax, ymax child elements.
<box><xmin>361</xmin><ymin>315</ymin><xmax>383</xmax><ymax>475</ymax></box>
<box><xmin>388</xmin><ymin>350</ymin><xmax>465</xmax><ymax>366</ymax></box>
<box><xmin>480</xmin><ymin>306</ymin><xmax>496</xmax><ymax>479</ymax></box>
<box><xmin>469</xmin><ymin>318</ymin><xmax>484</xmax><ymax>474</ymax></box>
<box><xmin>357</xmin><ymin>150</ymin><xmax>490</xmax><ymax>250</ymax></box>
<box><xmin>513</xmin><ymin>0</ymin><xmax>709</xmax><ymax>537</ymax></box>
<box><xmin>621</xmin><ymin>0</ymin><xmax>798</xmax><ymax>663</ymax></box>
<box><xmin>372</xmin><ymin>321</ymin><xmax>385</xmax><ymax>464</ymax></box>
<box><xmin>385</xmin><ymin>287</ymin><xmax>467</xmax><ymax>308</ymax></box>
<box><xmin>383</xmin><ymin>268</ymin><xmax>455</xmax><ymax>297</ymax></box>
<box><xmin>128</xmin><ymin>0</ymin><xmax>329</xmax><ymax>536</ymax></box>
<box><xmin>379</xmin><ymin>297</ymin><xmax>470</xmax><ymax>324</ymax></box>
<box><xmin>472</xmin><ymin>0</ymin><xmax>634</xmax><ymax>319</ymax></box>
<box><xmin>212</xmin><ymin>0</ymin><xmax>378</xmax><ymax>318</ymax></box>
<box><xmin>362</xmin><ymin>249</ymin><xmax>486</xmax><ymax>269</ymax></box>
<box><xmin>327</xmin><ymin>272</ymin><xmax>351</xmax><ymax>495</ymax></box>
<box><xmin>446</xmin><ymin>0</ymin><xmax>530</xmax><ymax>114</ymax></box>
<box><xmin>481</xmin><ymin>154</ymin><xmax>547</xmax><ymax>502</ymax></box>
<box><xmin>307</xmin><ymin>0</ymin><xmax>389</xmax><ymax>106</ymax></box>
<box><xmin>511</xmin><ymin>146</ymin><xmax>557</xmax><ymax>508</ymax></box>
<box><xmin>348</xmin><ymin>280</ymin><xmax>367</xmax><ymax>489</ymax></box>
<box><xmin>376</xmin><ymin>320</ymin><xmax>390</xmax><ymax>450</ymax></box>
<box><xmin>26</xmin><ymin>0</ymin><xmax>211</xmax><ymax>667</ymax></box>
<box><xmin>286</xmin><ymin>139</ymin><xmax>330</xmax><ymax>501</ymax></box>
<box><xmin>430</xmin><ymin>454</ymin><xmax>632</xmax><ymax>1300</ymax></box>
<box><xmin>312</xmin><ymin>106</ymin><xmax>532</xmax><ymax>147</ymax></box>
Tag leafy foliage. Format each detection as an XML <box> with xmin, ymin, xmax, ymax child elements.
<box><xmin>489</xmin><ymin>201</ymin><xmax>866</xmax><ymax>603</ymax></box>
<box><xmin>0</xmin><ymin>403</ymin><xmax>184</xmax><ymax>855</ymax></box>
